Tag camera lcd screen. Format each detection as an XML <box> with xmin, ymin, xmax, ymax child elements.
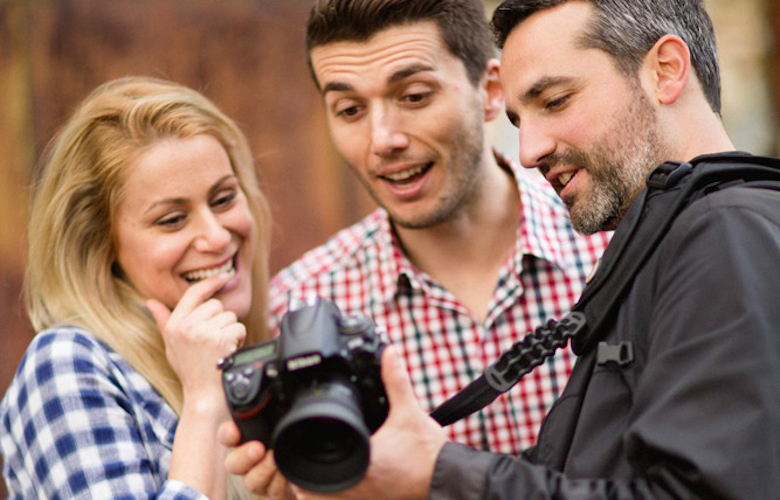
<box><xmin>234</xmin><ymin>342</ymin><xmax>277</xmax><ymax>365</ymax></box>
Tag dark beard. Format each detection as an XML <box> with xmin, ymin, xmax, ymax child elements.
<box><xmin>539</xmin><ymin>88</ymin><xmax>663</xmax><ymax>234</ymax></box>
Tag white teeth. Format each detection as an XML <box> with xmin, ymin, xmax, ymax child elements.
<box><xmin>559</xmin><ymin>172</ymin><xmax>573</xmax><ymax>186</ymax></box>
<box><xmin>385</xmin><ymin>165</ymin><xmax>425</xmax><ymax>182</ymax></box>
<box><xmin>183</xmin><ymin>260</ymin><xmax>235</xmax><ymax>283</ymax></box>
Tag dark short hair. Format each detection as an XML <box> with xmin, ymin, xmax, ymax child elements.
<box><xmin>306</xmin><ymin>0</ymin><xmax>495</xmax><ymax>88</ymax></box>
<box><xmin>491</xmin><ymin>0</ymin><xmax>721</xmax><ymax>114</ymax></box>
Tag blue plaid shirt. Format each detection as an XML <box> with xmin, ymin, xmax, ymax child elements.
<box><xmin>0</xmin><ymin>326</ymin><xmax>209</xmax><ymax>499</ymax></box>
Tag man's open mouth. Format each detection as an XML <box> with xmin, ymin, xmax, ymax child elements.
<box><xmin>381</xmin><ymin>162</ymin><xmax>434</xmax><ymax>186</ymax></box>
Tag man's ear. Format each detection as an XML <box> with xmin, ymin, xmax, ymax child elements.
<box><xmin>645</xmin><ymin>34</ymin><xmax>691</xmax><ymax>105</ymax></box>
<box><xmin>481</xmin><ymin>59</ymin><xmax>505</xmax><ymax>122</ymax></box>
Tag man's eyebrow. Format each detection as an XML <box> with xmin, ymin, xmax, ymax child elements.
<box><xmin>321</xmin><ymin>63</ymin><xmax>435</xmax><ymax>96</ymax></box>
<box><xmin>322</xmin><ymin>81</ymin><xmax>354</xmax><ymax>95</ymax></box>
<box><xmin>521</xmin><ymin>76</ymin><xmax>574</xmax><ymax>102</ymax></box>
<box><xmin>387</xmin><ymin>63</ymin><xmax>434</xmax><ymax>84</ymax></box>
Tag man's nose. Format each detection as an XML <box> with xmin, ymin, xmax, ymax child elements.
<box><xmin>370</xmin><ymin>107</ymin><xmax>409</xmax><ymax>157</ymax></box>
<box><xmin>517</xmin><ymin>120</ymin><xmax>556</xmax><ymax>170</ymax></box>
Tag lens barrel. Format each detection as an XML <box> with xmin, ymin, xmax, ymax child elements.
<box><xmin>272</xmin><ymin>380</ymin><xmax>370</xmax><ymax>492</ymax></box>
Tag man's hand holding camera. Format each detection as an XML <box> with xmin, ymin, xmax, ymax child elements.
<box><xmin>219</xmin><ymin>422</ymin><xmax>294</xmax><ymax>499</ymax></box>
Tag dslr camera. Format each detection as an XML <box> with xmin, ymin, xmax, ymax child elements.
<box><xmin>218</xmin><ymin>297</ymin><xmax>389</xmax><ymax>492</ymax></box>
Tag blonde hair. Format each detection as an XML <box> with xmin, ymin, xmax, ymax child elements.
<box><xmin>25</xmin><ymin>76</ymin><xmax>271</xmax><ymax>416</ymax></box>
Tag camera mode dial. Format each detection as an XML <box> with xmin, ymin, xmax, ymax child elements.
<box><xmin>224</xmin><ymin>363</ymin><xmax>264</xmax><ymax>405</ymax></box>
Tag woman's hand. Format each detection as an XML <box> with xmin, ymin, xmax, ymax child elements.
<box><xmin>147</xmin><ymin>273</ymin><xmax>246</xmax><ymax>413</ymax></box>
<box><xmin>146</xmin><ymin>273</ymin><xmax>248</xmax><ymax>500</ymax></box>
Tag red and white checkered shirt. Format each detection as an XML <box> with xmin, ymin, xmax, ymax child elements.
<box><xmin>269</xmin><ymin>152</ymin><xmax>611</xmax><ymax>455</ymax></box>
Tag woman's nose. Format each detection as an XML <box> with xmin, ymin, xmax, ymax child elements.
<box><xmin>193</xmin><ymin>212</ymin><xmax>231</xmax><ymax>252</ymax></box>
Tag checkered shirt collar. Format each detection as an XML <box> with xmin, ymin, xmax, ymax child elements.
<box><xmin>372</xmin><ymin>148</ymin><xmax>573</xmax><ymax>304</ymax></box>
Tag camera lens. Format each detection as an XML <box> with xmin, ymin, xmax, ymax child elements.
<box><xmin>272</xmin><ymin>380</ymin><xmax>370</xmax><ymax>493</ymax></box>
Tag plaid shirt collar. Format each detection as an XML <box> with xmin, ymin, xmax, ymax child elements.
<box><xmin>373</xmin><ymin>148</ymin><xmax>573</xmax><ymax>304</ymax></box>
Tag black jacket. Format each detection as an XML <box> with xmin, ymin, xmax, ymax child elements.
<box><xmin>429</xmin><ymin>180</ymin><xmax>780</xmax><ymax>499</ymax></box>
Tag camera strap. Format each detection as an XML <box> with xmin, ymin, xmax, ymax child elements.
<box><xmin>430</xmin><ymin>153</ymin><xmax>780</xmax><ymax>427</ymax></box>
<box><xmin>430</xmin><ymin>313</ymin><xmax>586</xmax><ymax>426</ymax></box>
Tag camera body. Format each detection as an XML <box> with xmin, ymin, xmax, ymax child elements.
<box><xmin>219</xmin><ymin>297</ymin><xmax>389</xmax><ymax>492</ymax></box>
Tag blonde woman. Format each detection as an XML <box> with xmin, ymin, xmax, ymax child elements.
<box><xmin>0</xmin><ymin>76</ymin><xmax>271</xmax><ymax>499</ymax></box>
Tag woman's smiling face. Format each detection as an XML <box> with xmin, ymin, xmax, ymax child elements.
<box><xmin>114</xmin><ymin>134</ymin><xmax>255</xmax><ymax>318</ymax></box>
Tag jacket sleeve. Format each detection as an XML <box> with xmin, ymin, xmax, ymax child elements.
<box><xmin>431</xmin><ymin>443</ymin><xmax>637</xmax><ymax>499</ymax></box>
<box><xmin>428</xmin><ymin>187</ymin><xmax>780</xmax><ymax>500</ymax></box>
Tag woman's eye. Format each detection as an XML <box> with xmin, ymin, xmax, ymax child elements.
<box><xmin>156</xmin><ymin>214</ymin><xmax>186</xmax><ymax>228</ymax></box>
<box><xmin>212</xmin><ymin>191</ymin><xmax>236</xmax><ymax>209</ymax></box>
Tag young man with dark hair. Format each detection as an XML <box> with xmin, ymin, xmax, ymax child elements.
<box><xmin>270</xmin><ymin>0</ymin><xmax>608</xmax><ymax>458</ymax></box>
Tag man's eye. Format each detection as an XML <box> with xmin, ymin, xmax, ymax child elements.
<box><xmin>336</xmin><ymin>105</ymin><xmax>362</xmax><ymax>118</ymax></box>
<box><xmin>545</xmin><ymin>95</ymin><xmax>570</xmax><ymax>110</ymax></box>
<box><xmin>402</xmin><ymin>92</ymin><xmax>431</xmax><ymax>105</ymax></box>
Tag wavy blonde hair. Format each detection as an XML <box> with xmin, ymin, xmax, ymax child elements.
<box><xmin>26</xmin><ymin>76</ymin><xmax>271</xmax><ymax>416</ymax></box>
<box><xmin>26</xmin><ymin>76</ymin><xmax>270</xmax><ymax>499</ymax></box>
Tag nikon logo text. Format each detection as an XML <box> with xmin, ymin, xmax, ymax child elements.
<box><xmin>287</xmin><ymin>354</ymin><xmax>322</xmax><ymax>371</ymax></box>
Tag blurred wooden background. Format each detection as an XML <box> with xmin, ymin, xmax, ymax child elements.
<box><xmin>1</xmin><ymin>0</ymin><xmax>779</xmax><ymax>495</ymax></box>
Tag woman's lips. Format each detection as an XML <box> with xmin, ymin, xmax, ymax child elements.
<box><xmin>182</xmin><ymin>258</ymin><xmax>236</xmax><ymax>283</ymax></box>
